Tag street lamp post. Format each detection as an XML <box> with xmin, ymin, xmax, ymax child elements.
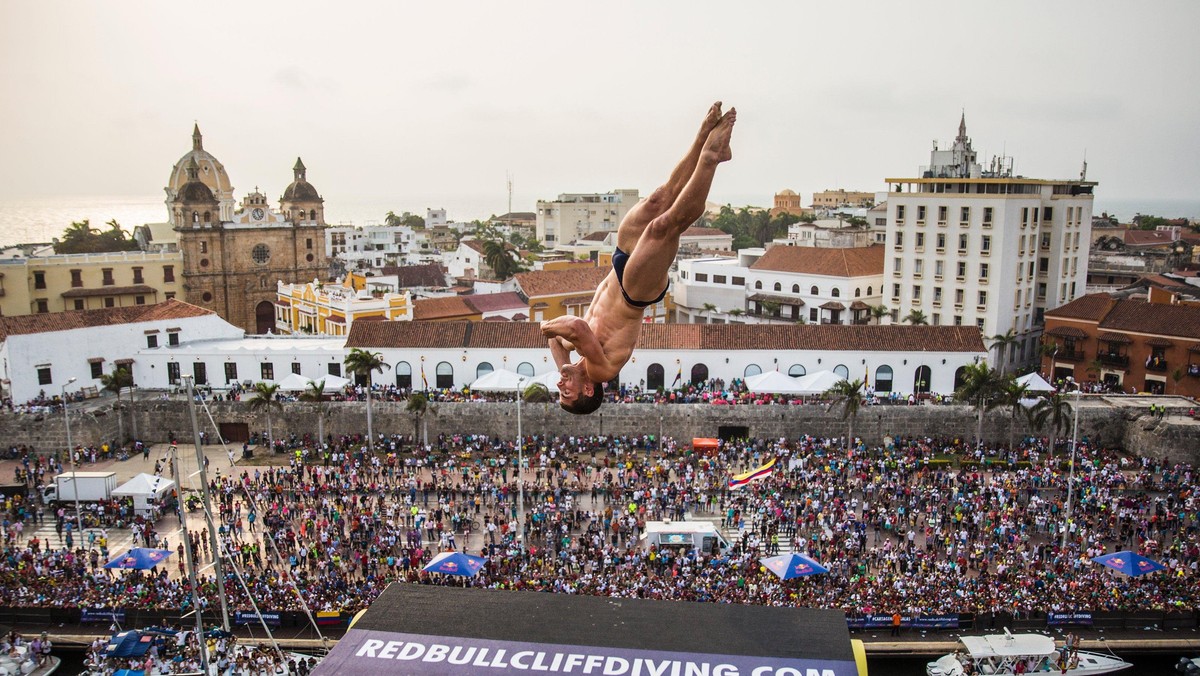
<box><xmin>62</xmin><ymin>377</ymin><xmax>82</xmax><ymax>538</ymax></box>
<box><xmin>516</xmin><ymin>376</ymin><xmax>525</xmax><ymax>547</ymax></box>
<box><xmin>1060</xmin><ymin>386</ymin><xmax>1082</xmax><ymax>549</ymax></box>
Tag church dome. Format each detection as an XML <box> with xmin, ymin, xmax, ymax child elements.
<box><xmin>167</xmin><ymin>124</ymin><xmax>233</xmax><ymax>199</ymax></box>
<box><xmin>177</xmin><ymin>180</ymin><xmax>216</xmax><ymax>203</ymax></box>
<box><xmin>280</xmin><ymin>157</ymin><xmax>322</xmax><ymax>203</ymax></box>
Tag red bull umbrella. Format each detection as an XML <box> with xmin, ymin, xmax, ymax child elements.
<box><xmin>422</xmin><ymin>551</ymin><xmax>487</xmax><ymax>577</ymax></box>
<box><xmin>103</xmin><ymin>548</ymin><xmax>173</xmax><ymax>570</ymax></box>
<box><xmin>1091</xmin><ymin>550</ymin><xmax>1165</xmax><ymax>577</ymax></box>
<box><xmin>760</xmin><ymin>553</ymin><xmax>829</xmax><ymax>580</ymax></box>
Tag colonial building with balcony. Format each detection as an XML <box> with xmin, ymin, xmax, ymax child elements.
<box><xmin>1041</xmin><ymin>292</ymin><xmax>1200</xmax><ymax>396</ymax></box>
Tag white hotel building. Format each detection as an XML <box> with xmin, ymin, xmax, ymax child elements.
<box><xmin>536</xmin><ymin>190</ymin><xmax>639</xmax><ymax>246</ymax></box>
<box><xmin>883</xmin><ymin>115</ymin><xmax>1095</xmax><ymax>370</ymax></box>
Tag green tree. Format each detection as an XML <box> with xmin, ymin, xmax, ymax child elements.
<box><xmin>988</xmin><ymin>329</ymin><xmax>1019</xmax><ymax>372</ymax></box>
<box><xmin>522</xmin><ymin>382</ymin><xmax>553</xmax><ymax>403</ymax></box>
<box><xmin>99</xmin><ymin>366</ymin><xmax>134</xmax><ymax>441</ymax></box>
<box><xmin>824</xmin><ymin>378</ymin><xmax>864</xmax><ymax>449</ymax></box>
<box><xmin>405</xmin><ymin>391</ymin><xmax>437</xmax><ymax>446</ymax></box>
<box><xmin>870</xmin><ymin>305</ymin><xmax>889</xmax><ymax>325</ymax></box>
<box><xmin>246</xmin><ymin>382</ymin><xmax>283</xmax><ymax>451</ymax></box>
<box><xmin>998</xmin><ymin>377</ymin><xmax>1031</xmax><ymax>451</ymax></box>
<box><xmin>299</xmin><ymin>380</ymin><xmax>328</xmax><ymax>445</ymax></box>
<box><xmin>385</xmin><ymin>210</ymin><xmax>425</xmax><ymax>229</ymax></box>
<box><xmin>903</xmin><ymin>309</ymin><xmax>929</xmax><ymax>325</ymax></box>
<box><xmin>481</xmin><ymin>239</ymin><xmax>525</xmax><ymax>280</ymax></box>
<box><xmin>54</xmin><ymin>219</ymin><xmax>138</xmax><ymax>254</ymax></box>
<box><xmin>954</xmin><ymin>363</ymin><xmax>1005</xmax><ymax>449</ymax></box>
<box><xmin>1032</xmin><ymin>392</ymin><xmax>1074</xmax><ymax>456</ymax></box>
<box><xmin>344</xmin><ymin>348</ymin><xmax>388</xmax><ymax>451</ymax></box>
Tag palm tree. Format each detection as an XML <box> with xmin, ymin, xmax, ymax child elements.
<box><xmin>299</xmin><ymin>380</ymin><xmax>328</xmax><ymax>446</ymax></box>
<box><xmin>870</xmin><ymin>304</ymin><xmax>889</xmax><ymax>325</ymax></box>
<box><xmin>1032</xmin><ymin>392</ymin><xmax>1074</xmax><ymax>457</ymax></box>
<box><xmin>522</xmin><ymin>382</ymin><xmax>553</xmax><ymax>403</ymax></box>
<box><xmin>344</xmin><ymin>348</ymin><xmax>388</xmax><ymax>451</ymax></box>
<box><xmin>246</xmin><ymin>382</ymin><xmax>282</xmax><ymax>452</ymax></box>
<box><xmin>1085</xmin><ymin>359</ymin><xmax>1104</xmax><ymax>382</ymax></box>
<box><xmin>824</xmin><ymin>378</ymin><xmax>864</xmax><ymax>450</ymax></box>
<box><xmin>700</xmin><ymin>303</ymin><xmax>718</xmax><ymax>324</ymax></box>
<box><xmin>903</xmin><ymin>309</ymin><xmax>929</xmax><ymax>325</ymax></box>
<box><xmin>988</xmin><ymin>329</ymin><xmax>1019</xmax><ymax>372</ymax></box>
<box><xmin>405</xmin><ymin>392</ymin><xmax>437</xmax><ymax>446</ymax></box>
<box><xmin>481</xmin><ymin>239</ymin><xmax>524</xmax><ymax>280</ymax></box>
<box><xmin>99</xmin><ymin>366</ymin><xmax>134</xmax><ymax>442</ymax></box>
<box><xmin>998</xmin><ymin>377</ymin><xmax>1031</xmax><ymax>451</ymax></box>
<box><xmin>954</xmin><ymin>363</ymin><xmax>1005</xmax><ymax>450</ymax></box>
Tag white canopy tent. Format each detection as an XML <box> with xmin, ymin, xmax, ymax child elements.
<box><xmin>275</xmin><ymin>372</ymin><xmax>314</xmax><ymax>391</ymax></box>
<box><xmin>112</xmin><ymin>473</ymin><xmax>176</xmax><ymax>517</ymax></box>
<box><xmin>1015</xmin><ymin>372</ymin><xmax>1055</xmax><ymax>392</ymax></box>
<box><xmin>744</xmin><ymin>370</ymin><xmax>806</xmax><ymax>395</ymax></box>
<box><xmin>313</xmin><ymin>374</ymin><xmax>352</xmax><ymax>389</ymax></box>
<box><xmin>794</xmin><ymin>370</ymin><xmax>847</xmax><ymax>395</ymax></box>
<box><xmin>469</xmin><ymin>368</ymin><xmax>530</xmax><ymax>392</ymax></box>
<box><xmin>529</xmin><ymin>370</ymin><xmax>560</xmax><ymax>393</ymax></box>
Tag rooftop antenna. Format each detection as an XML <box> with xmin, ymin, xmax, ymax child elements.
<box><xmin>506</xmin><ymin>172</ymin><xmax>514</xmax><ymax>218</ymax></box>
<box><xmin>1080</xmin><ymin>149</ymin><xmax>1088</xmax><ymax>181</ymax></box>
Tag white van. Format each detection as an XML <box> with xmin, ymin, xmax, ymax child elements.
<box><xmin>640</xmin><ymin>520</ymin><xmax>729</xmax><ymax>557</ymax></box>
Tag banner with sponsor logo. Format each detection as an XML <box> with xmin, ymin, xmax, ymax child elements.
<box><xmin>314</xmin><ymin>629</ymin><xmax>858</xmax><ymax>676</ymax></box>
<box><xmin>845</xmin><ymin>614</ymin><xmax>958</xmax><ymax>629</ymax></box>
<box><xmin>234</xmin><ymin>610</ymin><xmax>282</xmax><ymax>627</ymax></box>
<box><xmin>81</xmin><ymin>608</ymin><xmax>127</xmax><ymax>623</ymax></box>
<box><xmin>1047</xmin><ymin>612</ymin><xmax>1093</xmax><ymax>627</ymax></box>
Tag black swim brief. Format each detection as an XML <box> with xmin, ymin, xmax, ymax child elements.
<box><xmin>612</xmin><ymin>246</ymin><xmax>668</xmax><ymax>308</ymax></box>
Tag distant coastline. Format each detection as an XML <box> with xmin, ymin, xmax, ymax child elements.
<box><xmin>0</xmin><ymin>194</ymin><xmax>1196</xmax><ymax>249</ymax></box>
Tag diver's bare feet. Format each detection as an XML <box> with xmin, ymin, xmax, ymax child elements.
<box><xmin>704</xmin><ymin>108</ymin><xmax>735</xmax><ymax>163</ymax></box>
<box><xmin>700</xmin><ymin>101</ymin><xmax>723</xmax><ymax>137</ymax></box>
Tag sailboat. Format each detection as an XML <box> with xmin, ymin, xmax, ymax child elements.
<box><xmin>85</xmin><ymin>376</ymin><xmax>326</xmax><ymax>675</ymax></box>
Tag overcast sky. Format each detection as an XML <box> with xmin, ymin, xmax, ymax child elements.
<box><xmin>1</xmin><ymin>0</ymin><xmax>1197</xmax><ymax>219</ymax></box>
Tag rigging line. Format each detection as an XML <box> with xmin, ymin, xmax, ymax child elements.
<box><xmin>212</xmin><ymin>534</ymin><xmax>289</xmax><ymax>665</ymax></box>
<box><xmin>194</xmin><ymin>394</ymin><xmax>328</xmax><ymax>646</ymax></box>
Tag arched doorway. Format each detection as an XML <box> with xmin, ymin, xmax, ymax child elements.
<box><xmin>395</xmin><ymin>361</ymin><xmax>412</xmax><ymax>389</ymax></box>
<box><xmin>833</xmin><ymin>364</ymin><xmax>849</xmax><ymax>380</ymax></box>
<box><xmin>953</xmin><ymin>366</ymin><xmax>968</xmax><ymax>391</ymax></box>
<box><xmin>646</xmin><ymin>363</ymin><xmax>665</xmax><ymax>391</ymax></box>
<box><xmin>435</xmin><ymin>361</ymin><xmax>454</xmax><ymax>389</ymax></box>
<box><xmin>255</xmin><ymin>301</ymin><xmax>275</xmax><ymax>334</ymax></box>
<box><xmin>476</xmin><ymin>362</ymin><xmax>494</xmax><ymax>379</ymax></box>
<box><xmin>516</xmin><ymin>362</ymin><xmax>535</xmax><ymax>377</ymax></box>
<box><xmin>875</xmin><ymin>365</ymin><xmax>894</xmax><ymax>392</ymax></box>
<box><xmin>744</xmin><ymin>364</ymin><xmax>762</xmax><ymax>378</ymax></box>
<box><xmin>788</xmin><ymin>364</ymin><xmax>806</xmax><ymax>378</ymax></box>
<box><xmin>690</xmin><ymin>363</ymin><xmax>709</xmax><ymax>385</ymax></box>
<box><xmin>914</xmin><ymin>365</ymin><xmax>932</xmax><ymax>394</ymax></box>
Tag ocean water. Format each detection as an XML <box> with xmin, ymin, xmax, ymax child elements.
<box><xmin>0</xmin><ymin>195</ymin><xmax>1196</xmax><ymax>249</ymax></box>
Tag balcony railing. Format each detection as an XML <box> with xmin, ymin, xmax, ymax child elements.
<box><xmin>1057</xmin><ymin>349</ymin><xmax>1085</xmax><ymax>362</ymax></box>
<box><xmin>1098</xmin><ymin>353</ymin><xmax>1129</xmax><ymax>368</ymax></box>
<box><xmin>1146</xmin><ymin>359</ymin><xmax>1168</xmax><ymax>372</ymax></box>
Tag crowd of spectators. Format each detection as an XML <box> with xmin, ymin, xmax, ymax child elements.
<box><xmin>1</xmin><ymin>431</ymin><xmax>1196</xmax><ymax>626</ymax></box>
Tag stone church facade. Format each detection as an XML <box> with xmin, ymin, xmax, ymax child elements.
<box><xmin>167</xmin><ymin>126</ymin><xmax>327</xmax><ymax>333</ymax></box>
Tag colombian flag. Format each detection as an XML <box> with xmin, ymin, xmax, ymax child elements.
<box><xmin>728</xmin><ymin>457</ymin><xmax>776</xmax><ymax>489</ymax></box>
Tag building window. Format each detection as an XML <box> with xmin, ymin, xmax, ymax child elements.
<box><xmin>147</xmin><ymin>334</ymin><xmax>158</xmax><ymax>349</ymax></box>
<box><xmin>35</xmin><ymin>299</ymin><xmax>48</xmax><ymax>314</ymax></box>
<box><xmin>960</xmin><ymin>207</ymin><xmax>970</xmax><ymax>223</ymax></box>
<box><xmin>895</xmin><ymin>232</ymin><xmax>904</xmax><ymax>247</ymax></box>
<box><xmin>956</xmin><ymin>262</ymin><xmax>967</xmax><ymax>279</ymax></box>
<box><xmin>978</xmin><ymin>291</ymin><xmax>988</xmax><ymax>306</ymax></box>
<box><xmin>916</xmin><ymin>206</ymin><xmax>926</xmax><ymax>223</ymax></box>
<box><xmin>476</xmin><ymin>362</ymin><xmax>494</xmax><ymax>379</ymax></box>
<box><xmin>895</xmin><ymin>205</ymin><xmax>905</xmax><ymax>221</ymax></box>
<box><xmin>958</xmin><ymin>234</ymin><xmax>968</xmax><ymax>252</ymax></box>
<box><xmin>955</xmin><ymin>289</ymin><xmax>965</xmax><ymax>305</ymax></box>
<box><xmin>937</xmin><ymin>206</ymin><xmax>948</xmax><ymax>223</ymax></box>
<box><xmin>983</xmin><ymin>207</ymin><xmax>993</xmax><ymax>224</ymax></box>
<box><xmin>891</xmin><ymin>283</ymin><xmax>900</xmax><ymax>298</ymax></box>
<box><xmin>200</xmin><ymin>241</ymin><xmax>208</xmax><ymax>254</ymax></box>
<box><xmin>135</xmin><ymin>295</ymin><xmax>145</xmax><ymax>305</ymax></box>
<box><xmin>979</xmin><ymin>263</ymin><xmax>989</xmax><ymax>279</ymax></box>
<box><xmin>104</xmin><ymin>297</ymin><xmax>115</xmax><ymax>308</ymax></box>
<box><xmin>90</xmin><ymin>361</ymin><xmax>104</xmax><ymax>379</ymax></box>
<box><xmin>225</xmin><ymin>362</ymin><xmax>238</xmax><ymax>383</ymax></box>
<box><xmin>37</xmin><ymin>366</ymin><xmax>52</xmax><ymax>385</ymax></box>
<box><xmin>773</xmin><ymin>282</ymin><xmax>782</xmax><ymax>292</ymax></box>
<box><xmin>168</xmin><ymin>332</ymin><xmax>179</xmax><ymax>346</ymax></box>
<box><xmin>165</xmin><ymin>292</ymin><xmax>176</xmax><ymax>300</ymax></box>
<box><xmin>167</xmin><ymin>362</ymin><xmax>180</xmax><ymax>385</ymax></box>
<box><xmin>811</xmin><ymin>285</ymin><xmax>819</xmax><ymax>295</ymax></box>
<box><xmin>102</xmin><ymin>268</ymin><xmax>114</xmax><ymax>285</ymax></box>
<box><xmin>73</xmin><ymin>299</ymin><xmax>85</xmax><ymax>311</ymax></box>
<box><xmin>695</xmin><ymin>273</ymin><xmax>708</xmax><ymax>282</ymax></box>
<box><xmin>732</xmin><ymin>276</ymin><xmax>745</xmax><ymax>286</ymax></box>
<box><xmin>916</xmin><ymin>232</ymin><xmax>925</xmax><ymax>248</ymax></box>
<box><xmin>164</xmin><ymin>266</ymin><xmax>175</xmax><ymax>282</ymax></box>
<box><xmin>328</xmin><ymin>363</ymin><xmax>341</xmax><ymax>377</ymax></box>
<box><xmin>936</xmin><ymin>233</ymin><xmax>946</xmax><ymax>250</ymax></box>
<box><xmin>981</xmin><ymin>235</ymin><xmax>991</xmax><ymax>252</ymax></box>
<box><xmin>70</xmin><ymin>269</ymin><xmax>83</xmax><ymax>288</ymax></box>
<box><xmin>435</xmin><ymin>361</ymin><xmax>454</xmax><ymax>389</ymax></box>
<box><xmin>809</xmin><ymin>308</ymin><xmax>818</xmax><ymax>322</ymax></box>
<box><xmin>713</xmin><ymin>275</ymin><xmax>727</xmax><ymax>284</ymax></box>
<box><xmin>261</xmin><ymin>362</ymin><xmax>274</xmax><ymax>380</ymax></box>
<box><xmin>306</xmin><ymin>238</ymin><xmax>313</xmax><ymax>250</ymax></box>
<box><xmin>912</xmin><ymin>285</ymin><xmax>922</xmax><ymax>301</ymax></box>
<box><xmin>874</xmin><ymin>365</ymin><xmax>894</xmax><ymax>392</ymax></box>
<box><xmin>34</xmin><ymin>271</ymin><xmax>45</xmax><ymax>289</ymax></box>
<box><xmin>132</xmin><ymin>267</ymin><xmax>144</xmax><ymax>284</ymax></box>
<box><xmin>290</xmin><ymin>362</ymin><xmax>301</xmax><ymax>375</ymax></box>
<box><xmin>193</xmin><ymin>362</ymin><xmax>208</xmax><ymax>385</ymax></box>
<box><xmin>395</xmin><ymin>361</ymin><xmax>413</xmax><ymax>389</ymax></box>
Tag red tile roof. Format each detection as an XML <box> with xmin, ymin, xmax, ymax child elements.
<box><xmin>379</xmin><ymin>264</ymin><xmax>447</xmax><ymax>288</ymax></box>
<box><xmin>463</xmin><ymin>292</ymin><xmax>526</xmax><ymax>313</ymax></box>
<box><xmin>0</xmin><ymin>299</ymin><xmax>214</xmax><ymax>340</ymax></box>
<box><xmin>1124</xmin><ymin>230</ymin><xmax>1179</xmax><ymax>247</ymax></box>
<box><xmin>1044</xmin><ymin>293</ymin><xmax>1116</xmax><ymax>321</ymax></box>
<box><xmin>412</xmin><ymin>296</ymin><xmax>478</xmax><ymax>321</ymax></box>
<box><xmin>514</xmin><ymin>266</ymin><xmax>609</xmax><ymax>299</ymax></box>
<box><xmin>681</xmin><ymin>226</ymin><xmax>730</xmax><ymax>238</ymax></box>
<box><xmin>1047</xmin><ymin>293</ymin><xmax>1200</xmax><ymax>341</ymax></box>
<box><xmin>751</xmin><ymin>245</ymin><xmax>884</xmax><ymax>278</ymax></box>
<box><xmin>346</xmin><ymin>322</ymin><xmax>986</xmax><ymax>353</ymax></box>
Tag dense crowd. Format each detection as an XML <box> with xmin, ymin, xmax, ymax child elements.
<box><xmin>2</xmin><ymin>428</ymin><xmax>1197</xmax><ymax>627</ymax></box>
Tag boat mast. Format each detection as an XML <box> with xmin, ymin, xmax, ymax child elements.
<box><xmin>183</xmin><ymin>375</ymin><xmax>232</xmax><ymax>631</ymax></box>
<box><xmin>170</xmin><ymin>426</ymin><xmax>210</xmax><ymax>673</ymax></box>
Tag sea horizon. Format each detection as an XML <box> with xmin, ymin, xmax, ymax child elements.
<box><xmin>0</xmin><ymin>193</ymin><xmax>1196</xmax><ymax>249</ymax></box>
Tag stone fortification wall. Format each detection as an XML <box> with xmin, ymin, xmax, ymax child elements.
<box><xmin>2</xmin><ymin>399</ymin><xmax>1196</xmax><ymax>465</ymax></box>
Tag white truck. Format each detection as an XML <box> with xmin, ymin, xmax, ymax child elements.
<box><xmin>40</xmin><ymin>471</ymin><xmax>118</xmax><ymax>505</ymax></box>
<box><xmin>640</xmin><ymin>520</ymin><xmax>730</xmax><ymax>557</ymax></box>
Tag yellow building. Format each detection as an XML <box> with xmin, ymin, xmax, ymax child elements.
<box><xmin>0</xmin><ymin>251</ymin><xmax>184</xmax><ymax>316</ymax></box>
<box><xmin>812</xmin><ymin>189</ymin><xmax>875</xmax><ymax>209</ymax></box>
<box><xmin>275</xmin><ymin>277</ymin><xmax>412</xmax><ymax>336</ymax></box>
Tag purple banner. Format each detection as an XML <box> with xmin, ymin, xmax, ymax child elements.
<box><xmin>314</xmin><ymin>628</ymin><xmax>858</xmax><ymax>676</ymax></box>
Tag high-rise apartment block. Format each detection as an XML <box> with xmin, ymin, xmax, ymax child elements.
<box><xmin>883</xmin><ymin>115</ymin><xmax>1095</xmax><ymax>370</ymax></box>
<box><xmin>535</xmin><ymin>190</ymin><xmax>639</xmax><ymax>245</ymax></box>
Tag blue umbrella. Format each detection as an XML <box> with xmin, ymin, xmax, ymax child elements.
<box><xmin>104</xmin><ymin>547</ymin><xmax>173</xmax><ymax>570</ymax></box>
<box><xmin>1091</xmin><ymin>550</ymin><xmax>1165</xmax><ymax>577</ymax></box>
<box><xmin>760</xmin><ymin>553</ymin><xmax>829</xmax><ymax>580</ymax></box>
<box><xmin>422</xmin><ymin>551</ymin><xmax>487</xmax><ymax>577</ymax></box>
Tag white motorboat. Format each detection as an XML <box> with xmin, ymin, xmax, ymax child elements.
<box><xmin>927</xmin><ymin>630</ymin><xmax>1131</xmax><ymax>676</ymax></box>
